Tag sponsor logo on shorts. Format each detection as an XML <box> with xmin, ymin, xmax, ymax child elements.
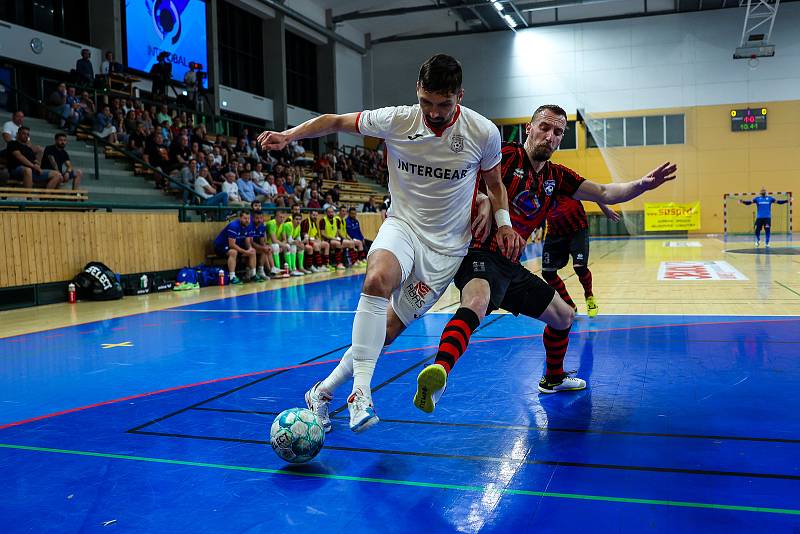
<box><xmin>472</xmin><ymin>261</ymin><xmax>486</xmax><ymax>272</ymax></box>
<box><xmin>405</xmin><ymin>280</ymin><xmax>432</xmax><ymax>310</ymax></box>
<box><xmin>450</xmin><ymin>134</ymin><xmax>464</xmax><ymax>153</ymax></box>
<box><xmin>575</xmin><ymin>253</ymin><xmax>584</xmax><ymax>261</ymax></box>
<box><xmin>407</xmin><ymin>133</ymin><xmax>423</xmax><ymax>140</ymax></box>
<box><xmin>544</xmin><ymin>179</ymin><xmax>556</xmax><ymax>196</ymax></box>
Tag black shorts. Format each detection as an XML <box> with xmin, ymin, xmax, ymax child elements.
<box><xmin>542</xmin><ymin>227</ymin><xmax>589</xmax><ymax>270</ymax></box>
<box><xmin>754</xmin><ymin>218</ymin><xmax>771</xmax><ymax>229</ymax></box>
<box><xmin>453</xmin><ymin>249</ymin><xmax>555</xmax><ymax>318</ymax></box>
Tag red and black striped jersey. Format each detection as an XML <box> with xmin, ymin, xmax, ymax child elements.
<box><xmin>546</xmin><ymin>194</ymin><xmax>588</xmax><ymax>237</ymax></box>
<box><xmin>472</xmin><ymin>142</ymin><xmax>585</xmax><ymax>256</ymax></box>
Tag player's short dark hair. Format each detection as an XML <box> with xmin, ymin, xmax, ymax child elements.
<box><xmin>348</xmin><ymin>207</ymin><xmax>357</xmax><ymax>213</ymax></box>
<box><xmin>418</xmin><ymin>54</ymin><xmax>462</xmax><ymax>95</ymax></box>
<box><xmin>531</xmin><ymin>105</ymin><xmax>568</xmax><ymax>124</ymax></box>
<box><xmin>17</xmin><ymin>126</ymin><xmax>30</xmax><ymax>134</ymax></box>
<box><xmin>237</xmin><ymin>210</ymin><xmax>249</xmax><ymax>217</ymax></box>
<box><xmin>54</xmin><ymin>132</ymin><xmax>67</xmax><ymax>140</ymax></box>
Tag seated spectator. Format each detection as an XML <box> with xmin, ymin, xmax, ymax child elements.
<box><xmin>46</xmin><ymin>83</ymin><xmax>67</xmax><ymax>122</ymax></box>
<box><xmin>127</xmin><ymin>121</ymin><xmax>147</xmax><ymax>159</ymax></box>
<box><xmin>222</xmin><ymin>171</ymin><xmax>247</xmax><ymax>206</ymax></box>
<box><xmin>245</xmin><ymin>139</ymin><xmax>260</xmax><ymax>165</ymax></box>
<box><xmin>263</xmin><ymin>174</ymin><xmax>278</xmax><ymax>198</ymax></box>
<box><xmin>362</xmin><ymin>197</ymin><xmax>378</xmax><ymax>213</ymax></box>
<box><xmin>101</xmin><ymin>51</ymin><xmax>123</xmax><ymax>77</ymax></box>
<box><xmin>143</xmin><ymin>131</ymin><xmax>172</xmax><ymax>188</ymax></box>
<box><xmin>346</xmin><ymin>206</ymin><xmax>371</xmax><ymax>258</ymax></box>
<box><xmin>75</xmin><ymin>49</ymin><xmax>94</xmax><ymax>85</ymax></box>
<box><xmin>93</xmin><ymin>106</ymin><xmax>118</xmax><ymax>143</ymax></box>
<box><xmin>251</xmin><ymin>161</ymin><xmax>266</xmax><ymax>188</ymax></box>
<box><xmin>156</xmin><ymin>104</ymin><xmax>172</xmax><ymax>127</ymax></box>
<box><xmin>248</xmin><ymin>210</ymin><xmax>273</xmax><ymax>281</ymax></box>
<box><xmin>7</xmin><ymin>127</ymin><xmax>62</xmax><ymax>189</ymax></box>
<box><xmin>2</xmin><ymin>110</ymin><xmax>25</xmax><ymax>144</ymax></box>
<box><xmin>237</xmin><ymin>170</ymin><xmax>269</xmax><ymax>203</ymax></box>
<box><xmin>212</xmin><ymin>210</ymin><xmax>254</xmax><ymax>285</ymax></box>
<box><xmin>194</xmin><ymin>166</ymin><xmax>227</xmax><ymax>218</ymax></box>
<box><xmin>306</xmin><ymin>190</ymin><xmax>321</xmax><ymax>209</ymax></box>
<box><xmin>289</xmin><ymin>139</ymin><xmax>305</xmax><ymax>157</ymax></box>
<box><xmin>322</xmin><ymin>194</ymin><xmax>335</xmax><ymax>211</ymax></box>
<box><xmin>42</xmin><ymin>133</ymin><xmax>82</xmax><ymax>190</ymax></box>
<box><xmin>327</xmin><ymin>184</ymin><xmax>341</xmax><ymax>204</ymax></box>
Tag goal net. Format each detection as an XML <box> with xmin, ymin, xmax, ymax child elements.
<box><xmin>723</xmin><ymin>191</ymin><xmax>792</xmax><ymax>238</ymax></box>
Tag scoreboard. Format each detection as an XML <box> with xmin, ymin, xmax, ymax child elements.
<box><xmin>731</xmin><ymin>108</ymin><xmax>767</xmax><ymax>132</ymax></box>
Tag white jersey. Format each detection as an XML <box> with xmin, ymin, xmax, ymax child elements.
<box><xmin>357</xmin><ymin>104</ymin><xmax>501</xmax><ymax>257</ymax></box>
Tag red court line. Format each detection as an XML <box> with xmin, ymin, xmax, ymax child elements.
<box><xmin>0</xmin><ymin>358</ymin><xmax>340</xmax><ymax>431</ymax></box>
<box><xmin>5</xmin><ymin>316</ymin><xmax>797</xmax><ymax>431</ymax></box>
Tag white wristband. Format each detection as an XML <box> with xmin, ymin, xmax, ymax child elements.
<box><xmin>494</xmin><ymin>209</ymin><xmax>511</xmax><ymax>228</ymax></box>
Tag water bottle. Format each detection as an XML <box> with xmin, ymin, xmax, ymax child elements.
<box><xmin>218</xmin><ymin>269</ymin><xmax>225</xmax><ymax>286</ymax></box>
<box><xmin>68</xmin><ymin>283</ymin><xmax>76</xmax><ymax>304</ymax></box>
<box><xmin>140</xmin><ymin>274</ymin><xmax>148</xmax><ymax>290</ymax></box>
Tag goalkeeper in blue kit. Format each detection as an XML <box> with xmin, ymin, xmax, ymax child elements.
<box><xmin>739</xmin><ymin>187</ymin><xmax>788</xmax><ymax>247</ymax></box>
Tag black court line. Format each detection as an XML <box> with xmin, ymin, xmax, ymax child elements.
<box><xmin>328</xmin><ymin>314</ymin><xmax>508</xmax><ymax>417</ymax></box>
<box><xmin>127</xmin><ymin>429</ymin><xmax>800</xmax><ymax>481</ymax></box>
<box><xmin>126</xmin><ymin>343</ymin><xmax>351</xmax><ymax>433</ymax></box>
<box><xmin>776</xmin><ymin>281</ymin><xmax>800</xmax><ymax>298</ymax></box>
<box><xmin>190</xmin><ymin>407</ymin><xmax>800</xmax><ymax>445</ymax></box>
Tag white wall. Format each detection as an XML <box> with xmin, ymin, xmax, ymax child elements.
<box><xmin>219</xmin><ymin>85</ymin><xmax>274</xmax><ymax>122</ymax></box>
<box><xmin>335</xmin><ymin>43</ymin><xmax>363</xmax><ymax>148</ymax></box>
<box><xmin>0</xmin><ymin>20</ymin><xmax>101</xmax><ymax>75</ymax></box>
<box><xmin>368</xmin><ymin>5</ymin><xmax>800</xmax><ymax>118</ymax></box>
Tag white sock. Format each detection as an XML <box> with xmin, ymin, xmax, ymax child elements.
<box><xmin>248</xmin><ymin>268</ymin><xmax>256</xmax><ymax>277</ymax></box>
<box><xmin>350</xmin><ymin>293</ymin><xmax>389</xmax><ymax>399</ymax></box>
<box><xmin>257</xmin><ymin>266</ymin><xmax>266</xmax><ymax>276</ymax></box>
<box><xmin>320</xmin><ymin>348</ymin><xmax>354</xmax><ymax>394</ymax></box>
<box><xmin>229</xmin><ymin>271</ymin><xmax>236</xmax><ymax>278</ymax></box>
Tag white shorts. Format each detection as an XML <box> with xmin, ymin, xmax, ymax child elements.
<box><xmin>368</xmin><ymin>217</ymin><xmax>463</xmax><ymax>326</ymax></box>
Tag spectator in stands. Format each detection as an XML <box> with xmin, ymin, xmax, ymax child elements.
<box><xmin>156</xmin><ymin>105</ymin><xmax>172</xmax><ymax>127</ymax></box>
<box><xmin>150</xmin><ymin>51</ymin><xmax>172</xmax><ymax>100</ymax></box>
<box><xmin>212</xmin><ymin>210</ymin><xmax>254</xmax><ymax>285</ymax></box>
<box><xmin>245</xmin><ymin>139</ymin><xmax>260</xmax><ymax>165</ymax></box>
<box><xmin>237</xmin><ymin>170</ymin><xmax>269</xmax><ymax>203</ymax></box>
<box><xmin>346</xmin><ymin>206</ymin><xmax>371</xmax><ymax>257</ymax></box>
<box><xmin>75</xmin><ymin>49</ymin><xmax>94</xmax><ymax>85</ymax></box>
<box><xmin>143</xmin><ymin>131</ymin><xmax>171</xmax><ymax>188</ymax></box>
<box><xmin>79</xmin><ymin>91</ymin><xmax>96</xmax><ymax>122</ymax></box>
<box><xmin>222</xmin><ymin>171</ymin><xmax>247</xmax><ymax>206</ymax></box>
<box><xmin>362</xmin><ymin>197</ymin><xmax>378</xmax><ymax>213</ymax></box>
<box><xmin>303</xmin><ymin>182</ymin><xmax>317</xmax><ymax>205</ymax></box>
<box><xmin>315</xmin><ymin>153</ymin><xmax>333</xmax><ymax>180</ymax></box>
<box><xmin>307</xmin><ymin>190</ymin><xmax>321</xmax><ymax>209</ymax></box>
<box><xmin>7</xmin><ymin>127</ymin><xmax>62</xmax><ymax>189</ymax></box>
<box><xmin>251</xmin><ymin>162</ymin><xmax>266</xmax><ymax>188</ymax></box>
<box><xmin>93</xmin><ymin>106</ymin><xmax>118</xmax><ymax>143</ymax></box>
<box><xmin>289</xmin><ymin>139</ymin><xmax>305</xmax><ymax>157</ymax></box>
<box><xmin>123</xmin><ymin>110</ymin><xmax>138</xmax><ymax>135</ymax></box>
<box><xmin>322</xmin><ymin>194</ymin><xmax>335</xmax><ymax>211</ymax></box>
<box><xmin>127</xmin><ymin>121</ymin><xmax>147</xmax><ymax>159</ymax></box>
<box><xmin>101</xmin><ymin>51</ymin><xmax>122</xmax><ymax>77</ymax></box>
<box><xmin>194</xmin><ymin>166</ymin><xmax>228</xmax><ymax>218</ymax></box>
<box><xmin>42</xmin><ymin>133</ymin><xmax>82</xmax><ymax>190</ymax></box>
<box><xmin>2</xmin><ymin>110</ymin><xmax>25</xmax><ymax>143</ymax></box>
<box><xmin>327</xmin><ymin>183</ymin><xmax>341</xmax><ymax>204</ymax></box>
<box><xmin>47</xmin><ymin>83</ymin><xmax>67</xmax><ymax>123</ymax></box>
<box><xmin>263</xmin><ymin>174</ymin><xmax>278</xmax><ymax>198</ymax></box>
<box><xmin>184</xmin><ymin>63</ymin><xmax>198</xmax><ymax>108</ymax></box>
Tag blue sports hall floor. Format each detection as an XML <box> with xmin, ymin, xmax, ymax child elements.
<box><xmin>2</xmin><ymin>238</ymin><xmax>800</xmax><ymax>533</ymax></box>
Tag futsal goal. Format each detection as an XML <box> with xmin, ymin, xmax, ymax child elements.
<box><xmin>723</xmin><ymin>191</ymin><xmax>792</xmax><ymax>239</ymax></box>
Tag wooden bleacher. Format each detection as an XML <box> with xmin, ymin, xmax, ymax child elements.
<box><xmin>0</xmin><ymin>187</ymin><xmax>88</xmax><ymax>202</ymax></box>
<box><xmin>320</xmin><ymin>179</ymin><xmax>385</xmax><ymax>206</ymax></box>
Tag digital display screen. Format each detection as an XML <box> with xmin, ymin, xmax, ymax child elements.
<box><xmin>731</xmin><ymin>108</ymin><xmax>767</xmax><ymax>132</ymax></box>
<box><xmin>123</xmin><ymin>0</ymin><xmax>208</xmax><ymax>88</ymax></box>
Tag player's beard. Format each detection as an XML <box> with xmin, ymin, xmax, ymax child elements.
<box><xmin>531</xmin><ymin>143</ymin><xmax>553</xmax><ymax>162</ymax></box>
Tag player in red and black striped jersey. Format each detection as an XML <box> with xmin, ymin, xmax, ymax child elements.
<box><xmin>413</xmin><ymin>105</ymin><xmax>677</xmax><ymax>411</ymax></box>
<box><xmin>542</xmin><ymin>194</ymin><xmax>619</xmax><ymax>318</ymax></box>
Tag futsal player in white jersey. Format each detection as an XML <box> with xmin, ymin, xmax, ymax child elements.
<box><xmin>258</xmin><ymin>55</ymin><xmax>524</xmax><ymax>433</ymax></box>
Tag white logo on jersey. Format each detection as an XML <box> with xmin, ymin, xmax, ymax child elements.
<box><xmin>450</xmin><ymin>135</ymin><xmax>464</xmax><ymax>153</ymax></box>
<box><xmin>544</xmin><ymin>179</ymin><xmax>556</xmax><ymax>196</ymax></box>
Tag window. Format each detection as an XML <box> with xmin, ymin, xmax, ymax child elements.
<box><xmin>0</xmin><ymin>0</ymin><xmax>89</xmax><ymax>43</ymax></box>
<box><xmin>285</xmin><ymin>31</ymin><xmax>318</xmax><ymax>111</ymax></box>
<box><xmin>645</xmin><ymin>115</ymin><xmax>664</xmax><ymax>145</ymax></box>
<box><xmin>560</xmin><ymin>120</ymin><xmax>577</xmax><ymax>150</ymax></box>
<box><xmin>494</xmin><ymin>119</ymin><xmax>576</xmax><ymax>149</ymax></box>
<box><xmin>586</xmin><ymin>114</ymin><xmax>683</xmax><ymax>148</ymax></box>
<box><xmin>625</xmin><ymin>117</ymin><xmax>643</xmax><ymax>146</ymax></box>
<box><xmin>218</xmin><ymin>0</ymin><xmax>264</xmax><ymax>96</ymax></box>
<box><xmin>665</xmin><ymin>114</ymin><xmax>685</xmax><ymax>144</ymax></box>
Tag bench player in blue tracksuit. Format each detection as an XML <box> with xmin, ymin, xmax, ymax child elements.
<box><xmin>739</xmin><ymin>188</ymin><xmax>788</xmax><ymax>247</ymax></box>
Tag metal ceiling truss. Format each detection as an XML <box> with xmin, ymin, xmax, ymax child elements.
<box><xmin>737</xmin><ymin>0</ymin><xmax>781</xmax><ymax>46</ymax></box>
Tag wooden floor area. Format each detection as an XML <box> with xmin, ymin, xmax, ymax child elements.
<box><xmin>2</xmin><ymin>236</ymin><xmax>798</xmax><ymax>339</ymax></box>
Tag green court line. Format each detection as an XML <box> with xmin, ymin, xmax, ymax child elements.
<box><xmin>2</xmin><ymin>443</ymin><xmax>800</xmax><ymax>516</ymax></box>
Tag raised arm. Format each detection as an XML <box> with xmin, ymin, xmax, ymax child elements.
<box><xmin>258</xmin><ymin>113</ymin><xmax>360</xmax><ymax>151</ymax></box>
<box><xmin>573</xmin><ymin>161</ymin><xmax>677</xmax><ymax>204</ymax></box>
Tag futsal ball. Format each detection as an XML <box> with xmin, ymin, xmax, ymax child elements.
<box><xmin>270</xmin><ymin>407</ymin><xmax>325</xmax><ymax>463</ymax></box>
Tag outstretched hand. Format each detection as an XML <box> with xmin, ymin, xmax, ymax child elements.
<box><xmin>601</xmin><ymin>205</ymin><xmax>621</xmax><ymax>222</ymax></box>
<box><xmin>258</xmin><ymin>130</ymin><xmax>290</xmax><ymax>151</ymax></box>
<box><xmin>640</xmin><ymin>161</ymin><xmax>677</xmax><ymax>191</ymax></box>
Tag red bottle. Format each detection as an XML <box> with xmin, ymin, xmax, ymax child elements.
<box><xmin>218</xmin><ymin>269</ymin><xmax>225</xmax><ymax>286</ymax></box>
<box><xmin>68</xmin><ymin>283</ymin><xmax>76</xmax><ymax>304</ymax></box>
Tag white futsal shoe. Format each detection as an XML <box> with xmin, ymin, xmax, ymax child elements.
<box><xmin>304</xmin><ymin>381</ymin><xmax>332</xmax><ymax>433</ymax></box>
<box><xmin>347</xmin><ymin>387</ymin><xmax>379</xmax><ymax>433</ymax></box>
<box><xmin>538</xmin><ymin>372</ymin><xmax>587</xmax><ymax>394</ymax></box>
